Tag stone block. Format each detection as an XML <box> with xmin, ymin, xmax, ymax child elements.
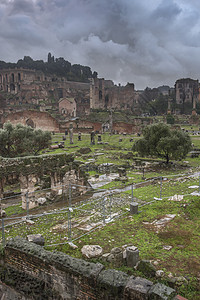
<box><xmin>107</xmin><ymin>247</ymin><xmax>123</xmax><ymax>267</ymax></box>
<box><xmin>124</xmin><ymin>276</ymin><xmax>153</xmax><ymax>300</ymax></box>
<box><xmin>97</xmin><ymin>269</ymin><xmax>129</xmax><ymax>299</ymax></box>
<box><xmin>81</xmin><ymin>245</ymin><xmax>103</xmax><ymax>258</ymax></box>
<box><xmin>130</xmin><ymin>202</ymin><xmax>138</xmax><ymax>214</ymax></box>
<box><xmin>27</xmin><ymin>234</ymin><xmax>45</xmax><ymax>246</ymax></box>
<box><xmin>148</xmin><ymin>283</ymin><xmax>176</xmax><ymax>299</ymax></box>
<box><xmin>136</xmin><ymin>260</ymin><xmax>156</xmax><ymax>277</ymax></box>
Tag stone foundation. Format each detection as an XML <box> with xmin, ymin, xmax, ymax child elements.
<box><xmin>0</xmin><ymin>237</ymin><xmax>178</xmax><ymax>300</ymax></box>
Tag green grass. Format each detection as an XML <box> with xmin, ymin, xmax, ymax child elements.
<box><xmin>2</xmin><ymin>128</ymin><xmax>200</xmax><ymax>299</ymax></box>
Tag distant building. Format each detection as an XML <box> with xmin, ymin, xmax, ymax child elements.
<box><xmin>157</xmin><ymin>85</ymin><xmax>174</xmax><ymax>96</ymax></box>
<box><xmin>175</xmin><ymin>78</ymin><xmax>199</xmax><ymax>106</ymax></box>
<box><xmin>90</xmin><ymin>78</ymin><xmax>135</xmax><ymax>111</ymax></box>
<box><xmin>59</xmin><ymin>98</ymin><xmax>76</xmax><ymax>117</ymax></box>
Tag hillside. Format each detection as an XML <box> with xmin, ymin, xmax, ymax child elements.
<box><xmin>0</xmin><ymin>53</ymin><xmax>98</xmax><ymax>83</ymax></box>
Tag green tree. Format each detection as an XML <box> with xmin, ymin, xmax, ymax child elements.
<box><xmin>166</xmin><ymin>114</ymin><xmax>175</xmax><ymax>124</ymax></box>
<box><xmin>133</xmin><ymin>123</ymin><xmax>191</xmax><ymax>164</ymax></box>
<box><xmin>0</xmin><ymin>123</ymin><xmax>51</xmax><ymax>158</ymax></box>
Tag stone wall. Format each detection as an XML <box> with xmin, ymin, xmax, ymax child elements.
<box><xmin>0</xmin><ymin>237</ymin><xmax>177</xmax><ymax>300</ymax></box>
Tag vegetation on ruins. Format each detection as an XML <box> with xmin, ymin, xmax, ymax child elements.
<box><xmin>133</xmin><ymin>123</ymin><xmax>192</xmax><ymax>164</ymax></box>
<box><xmin>0</xmin><ymin>53</ymin><xmax>97</xmax><ymax>83</ymax></box>
<box><xmin>0</xmin><ymin>122</ymin><xmax>51</xmax><ymax>157</ymax></box>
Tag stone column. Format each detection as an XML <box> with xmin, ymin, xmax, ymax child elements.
<box><xmin>126</xmin><ymin>246</ymin><xmax>139</xmax><ymax>267</ymax></box>
<box><xmin>69</xmin><ymin>128</ymin><xmax>73</xmax><ymax>144</ymax></box>
<box><xmin>50</xmin><ymin>172</ymin><xmax>63</xmax><ymax>195</ymax></box>
<box><xmin>19</xmin><ymin>174</ymin><xmax>38</xmax><ymax>209</ymax></box>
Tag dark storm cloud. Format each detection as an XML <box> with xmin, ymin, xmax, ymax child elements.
<box><xmin>1</xmin><ymin>0</ymin><xmax>200</xmax><ymax>89</ymax></box>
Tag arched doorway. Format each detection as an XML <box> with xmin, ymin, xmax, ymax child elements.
<box><xmin>26</xmin><ymin>118</ymin><xmax>35</xmax><ymax>128</ymax></box>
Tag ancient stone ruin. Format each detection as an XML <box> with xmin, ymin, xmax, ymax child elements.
<box><xmin>0</xmin><ymin>237</ymin><xmax>178</xmax><ymax>300</ymax></box>
<box><xmin>0</xmin><ymin>153</ymin><xmax>88</xmax><ymax>209</ymax></box>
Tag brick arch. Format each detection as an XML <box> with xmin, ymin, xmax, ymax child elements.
<box><xmin>3</xmin><ymin>110</ymin><xmax>60</xmax><ymax>132</ymax></box>
<box><xmin>26</xmin><ymin>118</ymin><xmax>35</xmax><ymax>128</ymax></box>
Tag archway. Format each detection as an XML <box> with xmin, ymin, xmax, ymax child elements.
<box><xmin>26</xmin><ymin>118</ymin><xmax>35</xmax><ymax>128</ymax></box>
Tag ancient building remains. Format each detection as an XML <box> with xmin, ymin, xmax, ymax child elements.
<box><xmin>58</xmin><ymin>97</ymin><xmax>77</xmax><ymax>117</ymax></box>
<box><xmin>90</xmin><ymin>77</ymin><xmax>136</xmax><ymax>111</ymax></box>
<box><xmin>0</xmin><ymin>68</ymin><xmax>90</xmax><ymax>117</ymax></box>
<box><xmin>0</xmin><ymin>153</ymin><xmax>88</xmax><ymax>209</ymax></box>
<box><xmin>2</xmin><ymin>110</ymin><xmax>60</xmax><ymax>132</ymax></box>
<box><xmin>0</xmin><ymin>237</ymin><xmax>178</xmax><ymax>299</ymax></box>
<box><xmin>175</xmin><ymin>78</ymin><xmax>199</xmax><ymax>107</ymax></box>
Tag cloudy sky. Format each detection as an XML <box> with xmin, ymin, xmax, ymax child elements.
<box><xmin>0</xmin><ymin>0</ymin><xmax>200</xmax><ymax>89</ymax></box>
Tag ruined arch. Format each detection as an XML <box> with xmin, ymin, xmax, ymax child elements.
<box><xmin>26</xmin><ymin>118</ymin><xmax>35</xmax><ymax>128</ymax></box>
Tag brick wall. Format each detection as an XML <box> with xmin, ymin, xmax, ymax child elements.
<box><xmin>3</xmin><ymin>110</ymin><xmax>60</xmax><ymax>132</ymax></box>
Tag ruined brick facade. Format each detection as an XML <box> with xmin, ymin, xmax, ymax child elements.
<box><xmin>175</xmin><ymin>78</ymin><xmax>199</xmax><ymax>107</ymax></box>
<box><xmin>90</xmin><ymin>77</ymin><xmax>136</xmax><ymax>111</ymax></box>
<box><xmin>58</xmin><ymin>98</ymin><xmax>76</xmax><ymax>117</ymax></box>
<box><xmin>0</xmin><ymin>68</ymin><xmax>152</xmax><ymax>133</ymax></box>
<box><xmin>0</xmin><ymin>68</ymin><xmax>90</xmax><ymax>117</ymax></box>
<box><xmin>0</xmin><ymin>68</ymin><xmax>137</xmax><ymax>118</ymax></box>
<box><xmin>2</xmin><ymin>110</ymin><xmax>60</xmax><ymax>132</ymax></box>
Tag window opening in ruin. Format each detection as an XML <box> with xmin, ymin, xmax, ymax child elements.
<box><xmin>5</xmin><ymin>74</ymin><xmax>8</xmax><ymax>82</ymax></box>
<box><xmin>18</xmin><ymin>73</ymin><xmax>21</xmax><ymax>81</ymax></box>
<box><xmin>26</xmin><ymin>118</ymin><xmax>34</xmax><ymax>128</ymax></box>
<box><xmin>11</xmin><ymin>73</ymin><xmax>14</xmax><ymax>82</ymax></box>
<box><xmin>10</xmin><ymin>83</ymin><xmax>15</xmax><ymax>91</ymax></box>
<box><xmin>99</xmin><ymin>90</ymin><xmax>102</xmax><ymax>100</ymax></box>
<box><xmin>0</xmin><ymin>75</ymin><xmax>2</xmax><ymax>83</ymax></box>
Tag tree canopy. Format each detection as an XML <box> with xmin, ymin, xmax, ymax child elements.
<box><xmin>0</xmin><ymin>53</ymin><xmax>97</xmax><ymax>83</ymax></box>
<box><xmin>0</xmin><ymin>123</ymin><xmax>51</xmax><ymax>158</ymax></box>
<box><xmin>133</xmin><ymin>123</ymin><xmax>192</xmax><ymax>163</ymax></box>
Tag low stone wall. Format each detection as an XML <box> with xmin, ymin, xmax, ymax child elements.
<box><xmin>0</xmin><ymin>237</ymin><xmax>177</xmax><ymax>299</ymax></box>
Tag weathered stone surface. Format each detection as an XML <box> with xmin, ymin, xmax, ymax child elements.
<box><xmin>124</xmin><ymin>276</ymin><xmax>153</xmax><ymax>300</ymax></box>
<box><xmin>78</xmin><ymin>147</ymin><xmax>92</xmax><ymax>154</ymax></box>
<box><xmin>136</xmin><ymin>260</ymin><xmax>156</xmax><ymax>277</ymax></box>
<box><xmin>0</xmin><ymin>210</ymin><xmax>6</xmax><ymax>218</ymax></box>
<box><xmin>106</xmin><ymin>247</ymin><xmax>124</xmax><ymax>267</ymax></box>
<box><xmin>36</xmin><ymin>197</ymin><xmax>47</xmax><ymax>205</ymax></box>
<box><xmin>81</xmin><ymin>245</ymin><xmax>103</xmax><ymax>258</ymax></box>
<box><xmin>26</xmin><ymin>219</ymin><xmax>35</xmax><ymax>225</ymax></box>
<box><xmin>2</xmin><ymin>238</ymin><xmax>179</xmax><ymax>300</ymax></box>
<box><xmin>0</xmin><ymin>153</ymin><xmax>88</xmax><ymax>211</ymax></box>
<box><xmin>148</xmin><ymin>283</ymin><xmax>176</xmax><ymax>299</ymax></box>
<box><xmin>126</xmin><ymin>246</ymin><xmax>139</xmax><ymax>267</ymax></box>
<box><xmin>130</xmin><ymin>202</ymin><xmax>139</xmax><ymax>215</ymax></box>
<box><xmin>156</xmin><ymin>270</ymin><xmax>165</xmax><ymax>278</ymax></box>
<box><xmin>27</xmin><ymin>234</ymin><xmax>45</xmax><ymax>246</ymax></box>
<box><xmin>97</xmin><ymin>269</ymin><xmax>129</xmax><ymax>299</ymax></box>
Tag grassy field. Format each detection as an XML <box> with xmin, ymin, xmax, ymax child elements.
<box><xmin>1</xmin><ymin>131</ymin><xmax>200</xmax><ymax>299</ymax></box>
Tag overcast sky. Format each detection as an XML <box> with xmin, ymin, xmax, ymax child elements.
<box><xmin>0</xmin><ymin>0</ymin><xmax>200</xmax><ymax>89</ymax></box>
